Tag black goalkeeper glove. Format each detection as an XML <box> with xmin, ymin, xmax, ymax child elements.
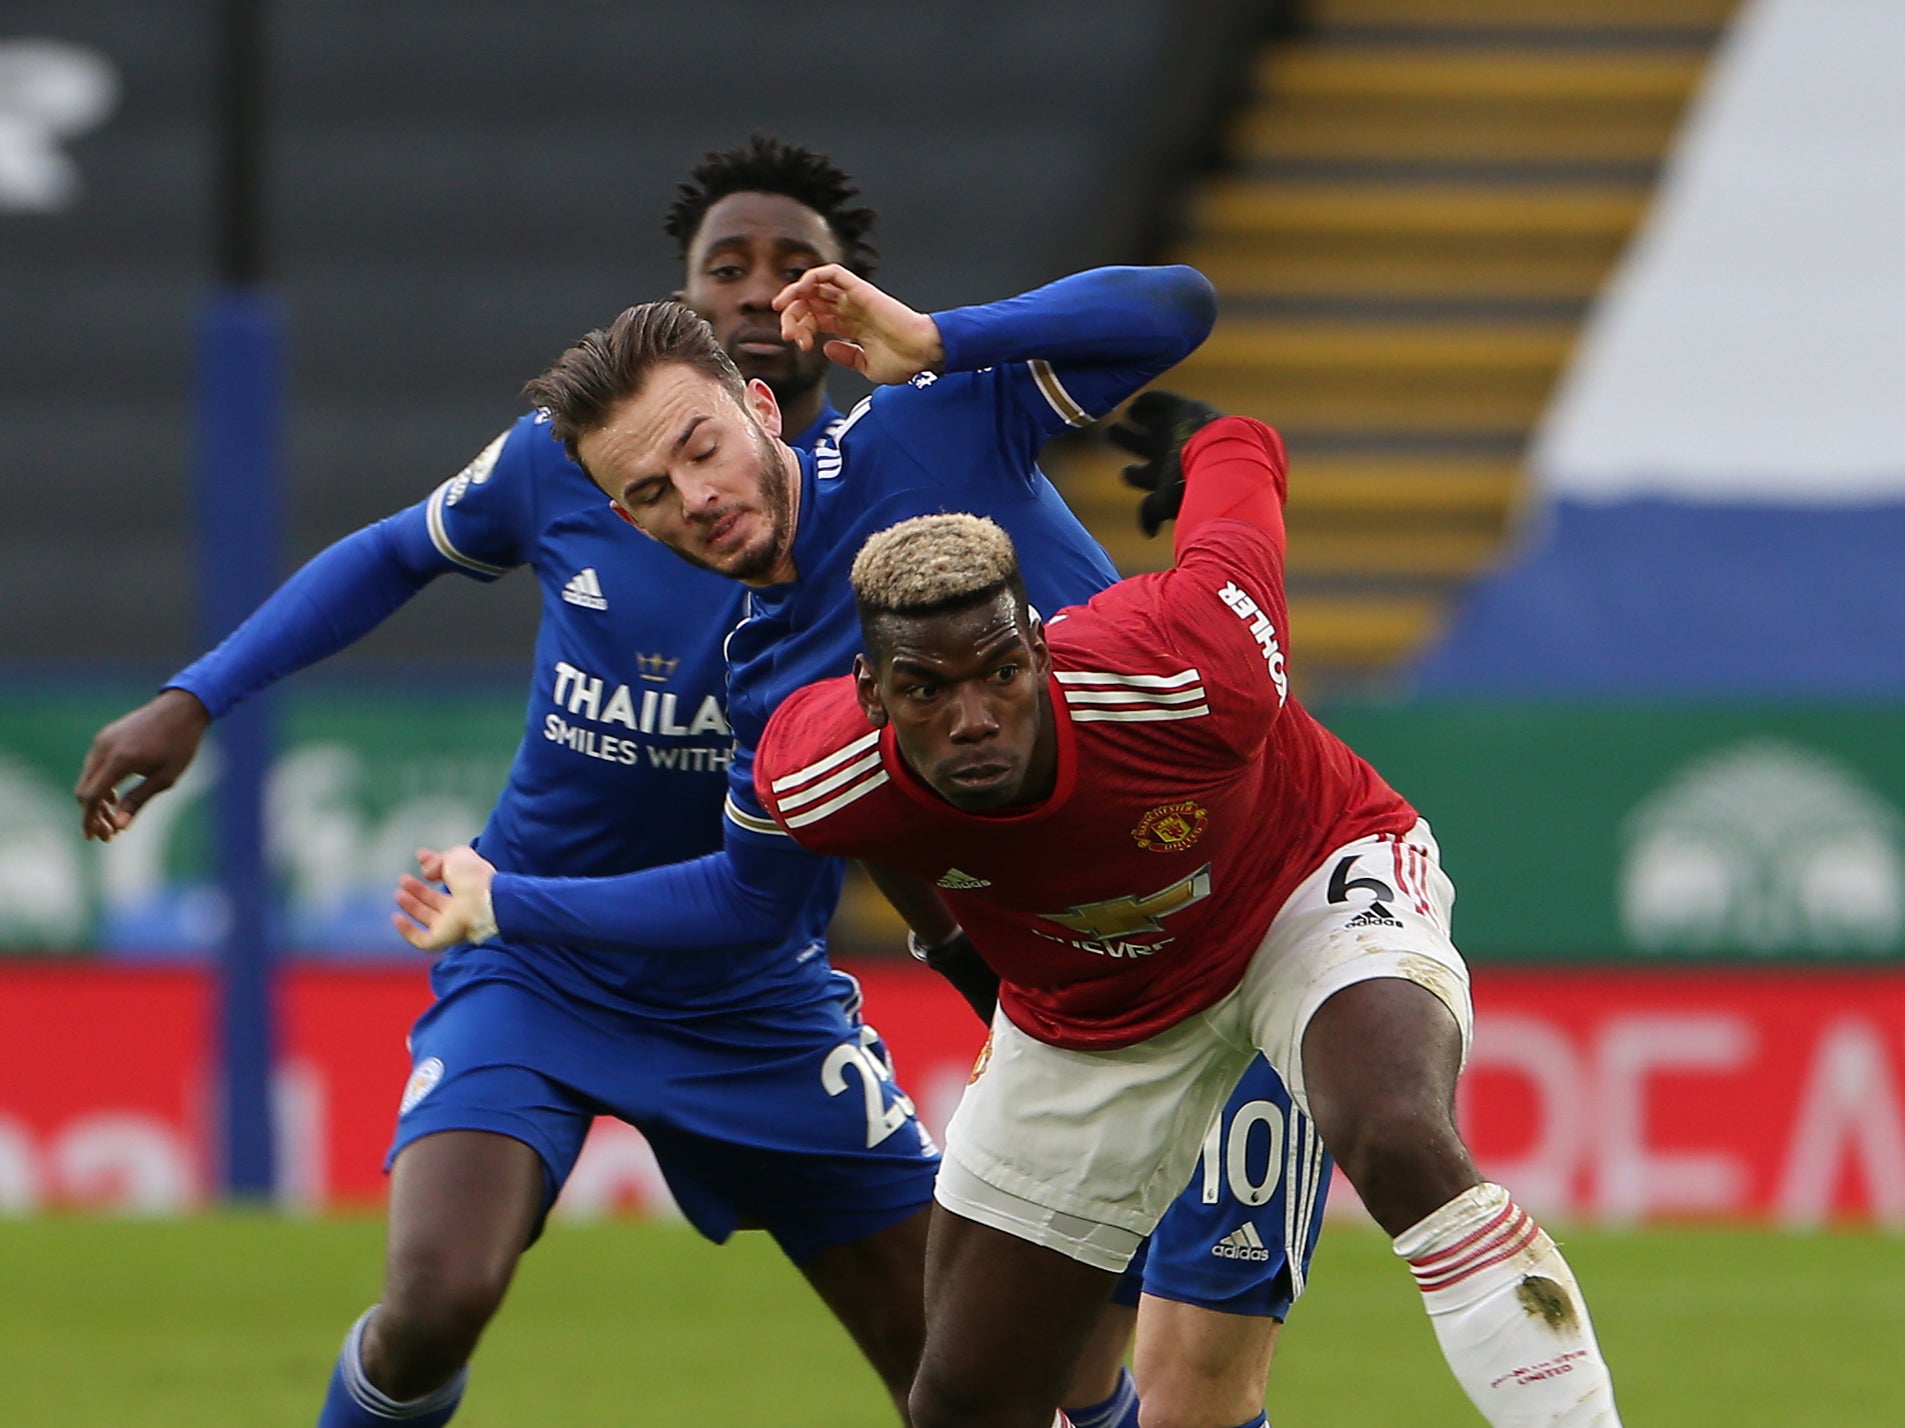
<box><xmin>1106</xmin><ymin>389</ymin><xmax>1224</xmax><ymax>537</ymax></box>
<box><xmin>908</xmin><ymin>928</ymin><xmax>999</xmax><ymax>1024</ymax></box>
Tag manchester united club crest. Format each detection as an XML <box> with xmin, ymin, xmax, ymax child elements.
<box><xmin>1132</xmin><ymin>800</ymin><xmax>1209</xmax><ymax>852</ymax></box>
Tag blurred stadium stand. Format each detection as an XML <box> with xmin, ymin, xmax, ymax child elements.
<box><xmin>1055</xmin><ymin>0</ymin><xmax>1737</xmax><ymax>697</ymax></box>
<box><xmin>0</xmin><ymin>0</ymin><xmax>1277</xmax><ymax>670</ymax></box>
<box><xmin>1419</xmin><ymin>0</ymin><xmax>1905</xmax><ymax>694</ymax></box>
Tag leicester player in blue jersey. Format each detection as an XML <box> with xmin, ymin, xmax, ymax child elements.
<box><xmin>399</xmin><ymin>258</ymin><xmax>1330</xmax><ymax>1428</ymax></box>
<box><xmin>76</xmin><ymin>141</ymin><xmax>943</xmax><ymax>1428</ymax></box>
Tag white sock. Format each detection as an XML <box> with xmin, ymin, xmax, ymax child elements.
<box><xmin>338</xmin><ymin>1307</ymin><xmax>469</xmax><ymax>1422</ymax></box>
<box><xmin>1394</xmin><ymin>1184</ymin><xmax>1621</xmax><ymax>1426</ymax></box>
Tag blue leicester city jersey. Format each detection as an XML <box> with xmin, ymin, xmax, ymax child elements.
<box><xmin>165</xmin><ymin>400</ymin><xmax>847</xmax><ymax>1014</ymax></box>
<box><xmin>425</xmin><ymin>410</ymin><xmax>745</xmax><ymax>882</ymax></box>
<box><xmin>427</xmin><ymin>407</ymin><xmax>846</xmax><ymax>1012</ymax></box>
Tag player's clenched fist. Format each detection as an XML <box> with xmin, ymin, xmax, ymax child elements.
<box><xmin>74</xmin><ymin>687</ymin><xmax>212</xmax><ymax>842</ymax></box>
<box><xmin>393</xmin><ymin>844</ymin><xmax>500</xmax><ymax>952</ymax></box>
<box><xmin>773</xmin><ymin>263</ymin><xmax>944</xmax><ymax>385</ymax></box>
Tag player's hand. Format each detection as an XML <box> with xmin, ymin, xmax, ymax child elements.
<box><xmin>910</xmin><ymin>928</ymin><xmax>1000</xmax><ymax>1024</ymax></box>
<box><xmin>1106</xmin><ymin>389</ymin><xmax>1223</xmax><ymax>537</ymax></box>
<box><xmin>773</xmin><ymin>264</ymin><xmax>944</xmax><ymax>385</ymax></box>
<box><xmin>74</xmin><ymin>688</ymin><xmax>212</xmax><ymax>842</ymax></box>
<box><xmin>393</xmin><ymin>844</ymin><xmax>499</xmax><ymax>952</ymax></box>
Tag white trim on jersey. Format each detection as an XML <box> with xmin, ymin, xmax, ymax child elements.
<box><xmin>776</xmin><ymin>748</ymin><xmax>883</xmax><ymax>813</ymax></box>
<box><xmin>1055</xmin><ymin>669</ymin><xmax>1203</xmax><ymax>689</ymax></box>
<box><xmin>1062</xmin><ymin>687</ymin><xmax>1207</xmax><ymax>707</ymax></box>
<box><xmin>831</xmin><ymin>395</ymin><xmax>874</xmax><ymax>441</ymax></box>
<box><xmin>784</xmin><ymin>769</ymin><xmax>890</xmax><ymax>829</ymax></box>
<box><xmin>1069</xmin><ymin>705</ymin><xmax>1212</xmax><ymax>723</ymax></box>
<box><xmin>770</xmin><ymin>729</ymin><xmax>881</xmax><ymax>794</ymax></box>
<box><xmin>426</xmin><ymin>481</ymin><xmax>512</xmax><ymax>577</ymax></box>
<box><xmin>723</xmin><ymin>793</ymin><xmax>789</xmax><ymax>838</ymax></box>
<box><xmin>1060</xmin><ymin>669</ymin><xmax>1211</xmax><ymax>722</ymax></box>
<box><xmin>1028</xmin><ymin>359</ymin><xmax>1091</xmax><ymax>428</ymax></box>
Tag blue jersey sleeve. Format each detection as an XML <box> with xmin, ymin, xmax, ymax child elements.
<box><xmin>420</xmin><ymin>419</ymin><xmax>544</xmax><ymax>578</ymax></box>
<box><xmin>168</xmin><ymin>420</ymin><xmax>546</xmax><ymax>718</ymax></box>
<box><xmin>167</xmin><ymin>503</ymin><xmax>454</xmax><ymax>718</ymax></box>
<box><xmin>930</xmin><ymin>265</ymin><xmax>1216</xmax><ymax>440</ymax></box>
<box><xmin>487</xmin><ymin>813</ymin><xmax>830</xmax><ymax>952</ymax></box>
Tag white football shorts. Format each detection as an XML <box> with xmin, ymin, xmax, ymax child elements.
<box><xmin>936</xmin><ymin>819</ymin><xmax>1471</xmax><ymax>1272</ymax></box>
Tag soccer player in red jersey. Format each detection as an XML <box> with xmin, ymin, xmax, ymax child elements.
<box><xmin>754</xmin><ymin>414</ymin><xmax>1624</xmax><ymax>1428</ymax></box>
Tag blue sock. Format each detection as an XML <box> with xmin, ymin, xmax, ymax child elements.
<box><xmin>1067</xmin><ymin>1365</ymin><xmax>1141</xmax><ymax>1428</ymax></box>
<box><xmin>317</xmin><ymin>1307</ymin><xmax>468</xmax><ymax>1427</ymax></box>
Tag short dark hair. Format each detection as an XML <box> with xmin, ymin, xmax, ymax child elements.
<box><xmin>664</xmin><ymin>133</ymin><xmax>880</xmax><ymax>278</ymax></box>
<box><xmin>522</xmin><ymin>301</ymin><xmax>746</xmax><ymax>462</ymax></box>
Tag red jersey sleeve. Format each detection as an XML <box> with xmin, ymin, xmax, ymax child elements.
<box><xmin>1123</xmin><ymin>416</ymin><xmax>1293</xmax><ymax>760</ymax></box>
<box><xmin>1174</xmin><ymin>416</ymin><xmax>1288</xmax><ymax>560</ymax></box>
<box><xmin>753</xmin><ymin>676</ymin><xmax>883</xmax><ymax>857</ymax></box>
<box><xmin>1141</xmin><ymin>521</ymin><xmax>1293</xmax><ymax>761</ymax></box>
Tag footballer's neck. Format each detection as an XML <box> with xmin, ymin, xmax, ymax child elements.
<box><xmin>778</xmin><ymin>383</ymin><xmax>828</xmax><ymax>439</ymax></box>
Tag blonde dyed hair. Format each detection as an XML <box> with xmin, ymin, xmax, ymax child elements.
<box><xmin>850</xmin><ymin>513</ymin><xmax>1021</xmax><ymax>614</ymax></box>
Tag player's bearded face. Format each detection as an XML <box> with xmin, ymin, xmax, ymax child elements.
<box><xmin>585</xmin><ymin>369</ymin><xmax>797</xmax><ymax>586</ymax></box>
<box><xmin>658</xmin><ymin>415</ymin><xmax>793</xmax><ymax>584</ymax></box>
<box><xmin>709</xmin><ymin>418</ymin><xmax>795</xmax><ymax>581</ymax></box>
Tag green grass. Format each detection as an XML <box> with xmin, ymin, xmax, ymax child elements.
<box><xmin>0</xmin><ymin>1214</ymin><xmax>1898</xmax><ymax>1424</ymax></box>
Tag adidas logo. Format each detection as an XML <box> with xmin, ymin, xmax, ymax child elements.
<box><xmin>1347</xmin><ymin>905</ymin><xmax>1404</xmax><ymax>929</ymax></box>
<box><xmin>561</xmin><ymin>567</ymin><xmax>608</xmax><ymax>610</ymax></box>
<box><xmin>1211</xmin><ymin>1222</ymin><xmax>1272</xmax><ymax>1262</ymax></box>
<box><xmin>936</xmin><ymin>868</ymin><xmax>992</xmax><ymax>890</ymax></box>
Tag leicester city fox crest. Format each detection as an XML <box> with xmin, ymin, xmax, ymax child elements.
<box><xmin>399</xmin><ymin>1057</ymin><xmax>445</xmax><ymax>1115</ymax></box>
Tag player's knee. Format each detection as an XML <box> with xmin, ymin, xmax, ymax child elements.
<box><xmin>380</xmin><ymin>1241</ymin><xmax>513</xmax><ymax>1364</ymax></box>
<box><xmin>1131</xmin><ymin>1339</ymin><xmax>1275</xmax><ymax>1428</ymax></box>
<box><xmin>909</xmin><ymin>1367</ymin><xmax>1042</xmax><ymax>1428</ymax></box>
<box><xmin>907</xmin><ymin>1369</ymin><xmax>969</xmax><ymax>1428</ymax></box>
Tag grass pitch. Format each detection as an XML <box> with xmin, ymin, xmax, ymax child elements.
<box><xmin>0</xmin><ymin>1213</ymin><xmax>1897</xmax><ymax>1425</ymax></box>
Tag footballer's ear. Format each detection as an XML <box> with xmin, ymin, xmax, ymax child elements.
<box><xmin>1026</xmin><ymin>614</ymin><xmax>1051</xmax><ymax>677</ymax></box>
<box><xmin>853</xmin><ymin>654</ymin><xmax>888</xmax><ymax>728</ymax></box>
<box><xmin>745</xmin><ymin>377</ymin><xmax>784</xmax><ymax>440</ymax></box>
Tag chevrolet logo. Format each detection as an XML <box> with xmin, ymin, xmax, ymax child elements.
<box><xmin>1043</xmin><ymin>865</ymin><xmax>1213</xmax><ymax>942</ymax></box>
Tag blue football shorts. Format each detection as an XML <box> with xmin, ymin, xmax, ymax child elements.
<box><xmin>1112</xmin><ymin>1056</ymin><xmax>1332</xmax><ymax>1319</ymax></box>
<box><xmin>388</xmin><ymin>959</ymin><xmax>939</xmax><ymax>1267</ymax></box>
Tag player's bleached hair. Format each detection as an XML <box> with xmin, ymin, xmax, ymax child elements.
<box><xmin>852</xmin><ymin>514</ymin><xmax>1019</xmax><ymax>613</ymax></box>
<box><xmin>522</xmin><ymin>301</ymin><xmax>747</xmax><ymax>463</ymax></box>
<box><xmin>664</xmin><ymin>133</ymin><xmax>880</xmax><ymax>277</ymax></box>
<box><xmin>851</xmin><ymin>515</ymin><xmax>1030</xmax><ymax>662</ymax></box>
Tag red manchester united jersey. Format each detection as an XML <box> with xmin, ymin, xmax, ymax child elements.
<box><xmin>755</xmin><ymin>420</ymin><xmax>1417</xmax><ymax>1049</ymax></box>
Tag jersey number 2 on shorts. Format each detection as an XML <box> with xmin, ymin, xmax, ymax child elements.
<box><xmin>823</xmin><ymin>1027</ymin><xmax>919</xmax><ymax>1148</ymax></box>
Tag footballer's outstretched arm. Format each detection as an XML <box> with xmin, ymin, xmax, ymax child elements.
<box><xmin>1172</xmin><ymin>415</ymin><xmax>1290</xmax><ymax>557</ymax></box>
<box><xmin>393</xmin><ymin>821</ymin><xmax>829</xmax><ymax>954</ymax></box>
<box><xmin>77</xmin><ymin>505</ymin><xmax>461</xmax><ymax>841</ymax></box>
<box><xmin>776</xmin><ymin>262</ymin><xmax>1216</xmax><ymax>419</ymax></box>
